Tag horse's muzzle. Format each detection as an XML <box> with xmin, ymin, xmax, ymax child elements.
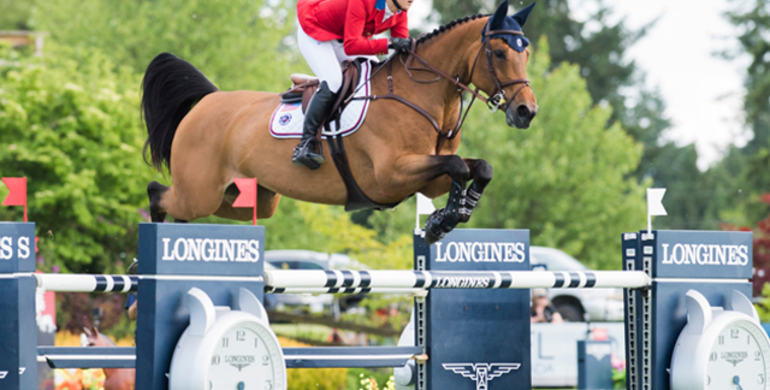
<box><xmin>507</xmin><ymin>103</ymin><xmax>538</xmax><ymax>129</ymax></box>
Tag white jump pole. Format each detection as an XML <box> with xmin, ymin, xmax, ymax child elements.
<box><xmin>35</xmin><ymin>274</ymin><xmax>136</xmax><ymax>293</ymax></box>
<box><xmin>35</xmin><ymin>270</ymin><xmax>651</xmax><ymax>293</ymax></box>
<box><xmin>264</xmin><ymin>269</ymin><xmax>651</xmax><ymax>290</ymax></box>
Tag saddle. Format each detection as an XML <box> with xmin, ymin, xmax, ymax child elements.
<box><xmin>278</xmin><ymin>59</ymin><xmax>401</xmax><ymax>212</ymax></box>
<box><xmin>280</xmin><ymin>60</ymin><xmax>360</xmax><ymax>119</ymax></box>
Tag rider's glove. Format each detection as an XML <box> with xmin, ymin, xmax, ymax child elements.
<box><xmin>389</xmin><ymin>37</ymin><xmax>412</xmax><ymax>53</ymax></box>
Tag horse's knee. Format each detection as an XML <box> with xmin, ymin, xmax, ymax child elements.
<box><xmin>445</xmin><ymin>155</ymin><xmax>470</xmax><ymax>183</ymax></box>
<box><xmin>473</xmin><ymin>160</ymin><xmax>493</xmax><ymax>186</ymax></box>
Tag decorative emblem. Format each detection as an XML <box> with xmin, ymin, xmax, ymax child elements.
<box><xmin>442</xmin><ymin>362</ymin><xmax>521</xmax><ymax>390</ymax></box>
<box><xmin>226</xmin><ymin>355</ymin><xmax>256</xmax><ymax>372</ymax></box>
<box><xmin>279</xmin><ymin>113</ymin><xmax>292</xmax><ymax>126</ymax></box>
<box><xmin>722</xmin><ymin>351</ymin><xmax>748</xmax><ymax>367</ymax></box>
<box><xmin>516</xmin><ymin>38</ymin><xmax>523</xmax><ymax>47</ymax></box>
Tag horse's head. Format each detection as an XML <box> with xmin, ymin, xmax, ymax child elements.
<box><xmin>81</xmin><ymin>325</ymin><xmax>116</xmax><ymax>347</ymax></box>
<box><xmin>472</xmin><ymin>1</ymin><xmax>538</xmax><ymax>129</ymax></box>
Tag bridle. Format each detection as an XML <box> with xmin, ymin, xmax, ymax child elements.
<box><xmin>352</xmin><ymin>28</ymin><xmax>532</xmax><ymax>152</ymax></box>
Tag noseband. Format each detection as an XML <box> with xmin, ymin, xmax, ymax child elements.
<box><xmin>352</xmin><ymin>29</ymin><xmax>532</xmax><ymax>152</ymax></box>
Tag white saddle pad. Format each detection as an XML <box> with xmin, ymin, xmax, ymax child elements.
<box><xmin>269</xmin><ymin>61</ymin><xmax>373</xmax><ymax>139</ymax></box>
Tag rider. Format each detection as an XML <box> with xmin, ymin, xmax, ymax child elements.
<box><xmin>292</xmin><ymin>0</ymin><xmax>415</xmax><ymax>170</ymax></box>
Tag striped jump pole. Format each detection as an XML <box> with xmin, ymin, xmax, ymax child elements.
<box><xmin>264</xmin><ymin>269</ymin><xmax>651</xmax><ymax>291</ymax></box>
<box><xmin>34</xmin><ymin>270</ymin><xmax>651</xmax><ymax>294</ymax></box>
<box><xmin>35</xmin><ymin>274</ymin><xmax>137</xmax><ymax>293</ymax></box>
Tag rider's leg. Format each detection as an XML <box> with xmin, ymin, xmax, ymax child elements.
<box><xmin>293</xmin><ymin>26</ymin><xmax>344</xmax><ymax>170</ymax></box>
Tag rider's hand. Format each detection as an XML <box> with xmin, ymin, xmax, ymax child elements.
<box><xmin>389</xmin><ymin>37</ymin><xmax>412</xmax><ymax>53</ymax></box>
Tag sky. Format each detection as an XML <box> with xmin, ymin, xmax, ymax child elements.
<box><xmin>410</xmin><ymin>0</ymin><xmax>750</xmax><ymax>170</ymax></box>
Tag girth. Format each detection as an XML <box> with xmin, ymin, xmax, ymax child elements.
<box><xmin>280</xmin><ymin>60</ymin><xmax>403</xmax><ymax>212</ymax></box>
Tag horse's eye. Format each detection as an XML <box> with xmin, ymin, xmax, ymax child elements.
<box><xmin>494</xmin><ymin>49</ymin><xmax>506</xmax><ymax>60</ymax></box>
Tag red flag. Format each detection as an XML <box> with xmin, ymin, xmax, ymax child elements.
<box><xmin>2</xmin><ymin>177</ymin><xmax>26</xmax><ymax>206</ymax></box>
<box><xmin>232</xmin><ymin>178</ymin><xmax>258</xmax><ymax>225</ymax></box>
<box><xmin>2</xmin><ymin>177</ymin><xmax>27</xmax><ymax>222</ymax></box>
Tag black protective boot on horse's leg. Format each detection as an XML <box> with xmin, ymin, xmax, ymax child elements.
<box><xmin>425</xmin><ymin>181</ymin><xmax>465</xmax><ymax>244</ymax></box>
<box><xmin>459</xmin><ymin>159</ymin><xmax>493</xmax><ymax>223</ymax></box>
<box><xmin>292</xmin><ymin>81</ymin><xmax>335</xmax><ymax>170</ymax></box>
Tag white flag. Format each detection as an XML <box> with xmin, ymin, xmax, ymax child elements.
<box><xmin>416</xmin><ymin>193</ymin><xmax>436</xmax><ymax>215</ymax></box>
<box><xmin>647</xmin><ymin>188</ymin><xmax>667</xmax><ymax>216</ymax></box>
<box><xmin>415</xmin><ymin>193</ymin><xmax>436</xmax><ymax>231</ymax></box>
<box><xmin>647</xmin><ymin>188</ymin><xmax>667</xmax><ymax>234</ymax></box>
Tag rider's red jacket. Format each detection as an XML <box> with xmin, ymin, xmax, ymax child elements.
<box><xmin>298</xmin><ymin>0</ymin><xmax>409</xmax><ymax>56</ymax></box>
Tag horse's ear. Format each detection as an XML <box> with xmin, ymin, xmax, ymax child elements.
<box><xmin>89</xmin><ymin>324</ymin><xmax>99</xmax><ymax>336</ymax></box>
<box><xmin>82</xmin><ymin>327</ymin><xmax>92</xmax><ymax>337</ymax></box>
<box><xmin>489</xmin><ymin>0</ymin><xmax>510</xmax><ymax>31</ymax></box>
<box><xmin>512</xmin><ymin>2</ymin><xmax>536</xmax><ymax>28</ymax></box>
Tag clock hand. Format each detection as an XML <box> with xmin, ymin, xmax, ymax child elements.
<box><xmin>733</xmin><ymin>375</ymin><xmax>743</xmax><ymax>390</ymax></box>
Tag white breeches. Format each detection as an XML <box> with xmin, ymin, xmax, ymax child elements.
<box><xmin>297</xmin><ymin>24</ymin><xmax>376</xmax><ymax>93</ymax></box>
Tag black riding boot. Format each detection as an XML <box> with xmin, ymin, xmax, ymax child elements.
<box><xmin>292</xmin><ymin>81</ymin><xmax>336</xmax><ymax>170</ymax></box>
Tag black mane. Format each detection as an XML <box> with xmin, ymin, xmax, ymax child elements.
<box><xmin>415</xmin><ymin>14</ymin><xmax>489</xmax><ymax>46</ymax></box>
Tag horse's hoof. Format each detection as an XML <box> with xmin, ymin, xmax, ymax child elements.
<box><xmin>424</xmin><ymin>229</ymin><xmax>445</xmax><ymax>245</ymax></box>
<box><xmin>424</xmin><ymin>208</ymin><xmax>450</xmax><ymax>245</ymax></box>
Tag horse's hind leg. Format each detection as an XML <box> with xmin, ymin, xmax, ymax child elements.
<box><xmin>147</xmin><ymin>181</ymin><xmax>189</xmax><ymax>223</ymax></box>
<box><xmin>458</xmin><ymin>159</ymin><xmax>493</xmax><ymax>223</ymax></box>
<box><xmin>148</xmin><ymin>181</ymin><xmax>168</xmax><ymax>222</ymax></box>
<box><xmin>147</xmin><ymin>178</ymin><xmax>225</xmax><ymax>222</ymax></box>
<box><xmin>213</xmin><ymin>183</ymin><xmax>282</xmax><ymax>221</ymax></box>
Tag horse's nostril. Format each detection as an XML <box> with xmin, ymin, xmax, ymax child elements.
<box><xmin>517</xmin><ymin>105</ymin><xmax>530</xmax><ymax>119</ymax></box>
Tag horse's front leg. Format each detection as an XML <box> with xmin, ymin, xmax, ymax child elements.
<box><xmin>397</xmin><ymin>155</ymin><xmax>469</xmax><ymax>244</ymax></box>
<box><xmin>458</xmin><ymin>158</ymin><xmax>493</xmax><ymax>223</ymax></box>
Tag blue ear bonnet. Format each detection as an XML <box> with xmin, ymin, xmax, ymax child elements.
<box><xmin>481</xmin><ymin>1</ymin><xmax>536</xmax><ymax>53</ymax></box>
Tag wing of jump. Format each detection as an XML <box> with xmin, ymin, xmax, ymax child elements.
<box><xmin>487</xmin><ymin>363</ymin><xmax>522</xmax><ymax>380</ymax></box>
<box><xmin>441</xmin><ymin>363</ymin><xmax>477</xmax><ymax>380</ymax></box>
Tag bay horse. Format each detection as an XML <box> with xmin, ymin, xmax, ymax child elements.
<box><xmin>82</xmin><ymin>326</ymin><xmax>135</xmax><ymax>390</ymax></box>
<box><xmin>141</xmin><ymin>1</ymin><xmax>538</xmax><ymax>244</ymax></box>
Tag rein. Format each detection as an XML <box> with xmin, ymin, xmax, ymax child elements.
<box><xmin>352</xmin><ymin>30</ymin><xmax>531</xmax><ymax>153</ymax></box>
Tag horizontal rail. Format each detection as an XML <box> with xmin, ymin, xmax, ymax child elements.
<box><xmin>35</xmin><ymin>274</ymin><xmax>137</xmax><ymax>293</ymax></box>
<box><xmin>265</xmin><ymin>270</ymin><xmax>652</xmax><ymax>290</ymax></box>
<box><xmin>36</xmin><ymin>346</ymin><xmax>422</xmax><ymax>369</ymax></box>
<box><xmin>35</xmin><ymin>270</ymin><xmax>652</xmax><ymax>293</ymax></box>
<box><xmin>37</xmin><ymin>347</ymin><xmax>136</xmax><ymax>369</ymax></box>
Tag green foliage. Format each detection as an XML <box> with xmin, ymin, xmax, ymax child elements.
<box><xmin>287</xmin><ymin>367</ymin><xmax>348</xmax><ymax>390</ymax></box>
<box><xmin>30</xmin><ymin>0</ymin><xmax>301</xmax><ymax>91</ymax></box>
<box><xmin>459</xmin><ymin>38</ymin><xmax>647</xmax><ymax>269</ymax></box>
<box><xmin>0</xmin><ymin>0</ymin><xmax>32</xmax><ymax>30</ymax></box>
<box><xmin>347</xmin><ymin>369</ymin><xmax>394</xmax><ymax>390</ymax></box>
<box><xmin>756</xmin><ymin>283</ymin><xmax>770</xmax><ymax>322</ymax></box>
<box><xmin>724</xmin><ymin>0</ymin><xmax>770</xmax><ymax>156</ymax></box>
<box><xmin>261</xmin><ymin>199</ymin><xmax>413</xmax><ymax>271</ymax></box>
<box><xmin>0</xmin><ymin>43</ymin><xmax>158</xmax><ymax>273</ymax></box>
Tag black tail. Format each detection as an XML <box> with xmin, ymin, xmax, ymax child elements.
<box><xmin>141</xmin><ymin>53</ymin><xmax>218</xmax><ymax>171</ymax></box>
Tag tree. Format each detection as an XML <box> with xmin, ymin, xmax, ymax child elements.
<box><xmin>0</xmin><ymin>43</ymin><xmax>158</xmax><ymax>274</ymax></box>
<box><xmin>724</xmin><ymin>0</ymin><xmax>770</xmax><ymax>156</ymax></box>
<box><xmin>458</xmin><ymin>39</ymin><xmax>647</xmax><ymax>270</ymax></box>
<box><xmin>30</xmin><ymin>0</ymin><xmax>300</xmax><ymax>92</ymax></box>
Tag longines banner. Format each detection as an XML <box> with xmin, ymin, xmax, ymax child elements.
<box><xmin>644</xmin><ymin>230</ymin><xmax>753</xmax><ymax>279</ymax></box>
<box><xmin>138</xmin><ymin>223</ymin><xmax>265</xmax><ymax>276</ymax></box>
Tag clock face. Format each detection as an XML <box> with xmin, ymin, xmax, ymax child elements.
<box><xmin>706</xmin><ymin>320</ymin><xmax>770</xmax><ymax>390</ymax></box>
<box><xmin>207</xmin><ymin>322</ymin><xmax>285</xmax><ymax>390</ymax></box>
